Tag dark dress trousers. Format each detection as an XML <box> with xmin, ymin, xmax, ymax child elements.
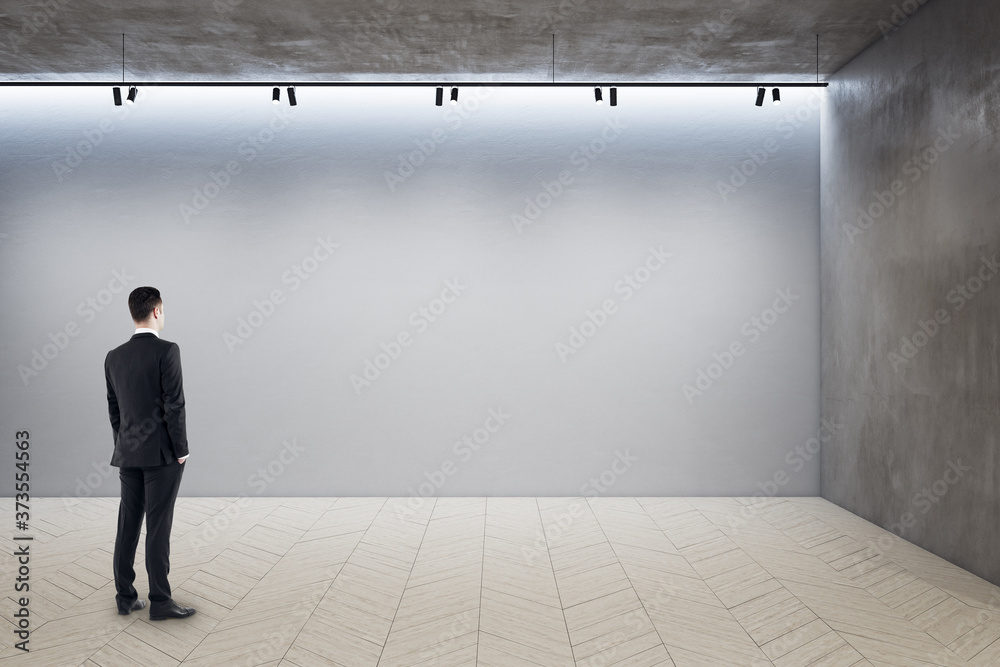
<box><xmin>105</xmin><ymin>332</ymin><xmax>189</xmax><ymax>613</ymax></box>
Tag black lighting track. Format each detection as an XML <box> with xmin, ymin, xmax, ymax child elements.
<box><xmin>0</xmin><ymin>80</ymin><xmax>827</xmax><ymax>88</ymax></box>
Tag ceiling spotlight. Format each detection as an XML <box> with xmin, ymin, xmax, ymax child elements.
<box><xmin>755</xmin><ymin>87</ymin><xmax>765</xmax><ymax>107</ymax></box>
<box><xmin>450</xmin><ymin>87</ymin><xmax>459</xmax><ymax>105</ymax></box>
<box><xmin>772</xmin><ymin>88</ymin><xmax>781</xmax><ymax>105</ymax></box>
<box><xmin>435</xmin><ymin>86</ymin><xmax>443</xmax><ymax>106</ymax></box>
<box><xmin>287</xmin><ymin>86</ymin><xmax>297</xmax><ymax>106</ymax></box>
<box><xmin>126</xmin><ymin>86</ymin><xmax>137</xmax><ymax>105</ymax></box>
<box><xmin>113</xmin><ymin>86</ymin><xmax>122</xmax><ymax>106</ymax></box>
<box><xmin>610</xmin><ymin>87</ymin><xmax>617</xmax><ymax>107</ymax></box>
<box><xmin>594</xmin><ymin>87</ymin><xmax>603</xmax><ymax>104</ymax></box>
<box><xmin>272</xmin><ymin>87</ymin><xmax>280</xmax><ymax>104</ymax></box>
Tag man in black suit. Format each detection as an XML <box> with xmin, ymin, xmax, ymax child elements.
<box><xmin>105</xmin><ymin>286</ymin><xmax>196</xmax><ymax>620</ymax></box>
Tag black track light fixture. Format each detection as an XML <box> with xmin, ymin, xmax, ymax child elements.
<box><xmin>113</xmin><ymin>86</ymin><xmax>122</xmax><ymax>106</ymax></box>
<box><xmin>772</xmin><ymin>88</ymin><xmax>781</xmax><ymax>105</ymax></box>
<box><xmin>450</xmin><ymin>87</ymin><xmax>459</xmax><ymax>105</ymax></box>
<box><xmin>272</xmin><ymin>87</ymin><xmax>280</xmax><ymax>104</ymax></box>
<box><xmin>126</xmin><ymin>86</ymin><xmax>137</xmax><ymax>105</ymax></box>
<box><xmin>435</xmin><ymin>86</ymin><xmax>443</xmax><ymax>106</ymax></box>
<box><xmin>287</xmin><ymin>86</ymin><xmax>297</xmax><ymax>106</ymax></box>
<box><xmin>755</xmin><ymin>87</ymin><xmax>765</xmax><ymax>107</ymax></box>
<box><xmin>594</xmin><ymin>87</ymin><xmax>603</xmax><ymax>104</ymax></box>
<box><xmin>610</xmin><ymin>87</ymin><xmax>617</xmax><ymax>107</ymax></box>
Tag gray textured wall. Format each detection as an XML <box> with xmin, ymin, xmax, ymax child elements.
<box><xmin>1</xmin><ymin>86</ymin><xmax>821</xmax><ymax>500</ymax></box>
<box><xmin>821</xmin><ymin>0</ymin><xmax>1000</xmax><ymax>584</ymax></box>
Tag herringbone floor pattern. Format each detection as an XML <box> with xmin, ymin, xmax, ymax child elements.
<box><xmin>2</xmin><ymin>497</ymin><xmax>999</xmax><ymax>666</ymax></box>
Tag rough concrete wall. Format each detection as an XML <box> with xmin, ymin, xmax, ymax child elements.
<box><xmin>821</xmin><ymin>0</ymin><xmax>1000</xmax><ymax>584</ymax></box>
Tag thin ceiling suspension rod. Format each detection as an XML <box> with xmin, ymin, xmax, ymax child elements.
<box><xmin>552</xmin><ymin>34</ymin><xmax>555</xmax><ymax>84</ymax></box>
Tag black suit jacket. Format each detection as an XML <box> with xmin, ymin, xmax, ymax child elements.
<box><xmin>105</xmin><ymin>333</ymin><xmax>189</xmax><ymax>467</ymax></box>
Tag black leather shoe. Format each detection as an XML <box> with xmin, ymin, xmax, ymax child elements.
<box><xmin>149</xmin><ymin>601</ymin><xmax>196</xmax><ymax>621</ymax></box>
<box><xmin>118</xmin><ymin>599</ymin><xmax>146</xmax><ymax>615</ymax></box>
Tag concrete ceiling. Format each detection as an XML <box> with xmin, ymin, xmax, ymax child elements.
<box><xmin>0</xmin><ymin>0</ymin><xmax>920</xmax><ymax>82</ymax></box>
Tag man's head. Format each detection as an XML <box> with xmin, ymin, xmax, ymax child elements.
<box><xmin>128</xmin><ymin>286</ymin><xmax>164</xmax><ymax>331</ymax></box>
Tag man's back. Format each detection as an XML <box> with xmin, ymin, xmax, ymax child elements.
<box><xmin>105</xmin><ymin>333</ymin><xmax>188</xmax><ymax>468</ymax></box>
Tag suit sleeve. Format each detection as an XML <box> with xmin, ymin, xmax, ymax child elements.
<box><xmin>105</xmin><ymin>352</ymin><xmax>120</xmax><ymax>437</ymax></box>
<box><xmin>160</xmin><ymin>343</ymin><xmax>189</xmax><ymax>459</ymax></box>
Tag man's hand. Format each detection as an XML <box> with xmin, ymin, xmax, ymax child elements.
<box><xmin>178</xmin><ymin>455</ymin><xmax>188</xmax><ymax>464</ymax></box>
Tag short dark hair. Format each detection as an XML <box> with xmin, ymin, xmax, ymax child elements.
<box><xmin>128</xmin><ymin>286</ymin><xmax>162</xmax><ymax>323</ymax></box>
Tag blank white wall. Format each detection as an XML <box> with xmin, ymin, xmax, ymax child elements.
<box><xmin>0</xmin><ymin>85</ymin><xmax>820</xmax><ymax>500</ymax></box>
